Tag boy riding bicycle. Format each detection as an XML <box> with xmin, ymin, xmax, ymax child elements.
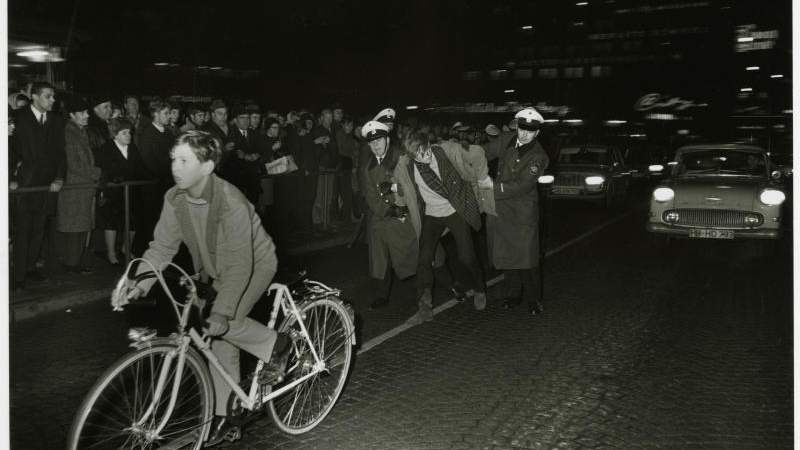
<box><xmin>113</xmin><ymin>130</ymin><xmax>289</xmax><ymax>446</ymax></box>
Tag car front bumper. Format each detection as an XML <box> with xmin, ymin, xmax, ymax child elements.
<box><xmin>646</xmin><ymin>222</ymin><xmax>781</xmax><ymax>239</ymax></box>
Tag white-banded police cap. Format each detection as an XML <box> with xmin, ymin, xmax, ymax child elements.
<box><xmin>362</xmin><ymin>121</ymin><xmax>390</xmax><ymax>141</ymax></box>
<box><xmin>373</xmin><ymin>108</ymin><xmax>396</xmax><ymax>123</ymax></box>
<box><xmin>514</xmin><ymin>107</ymin><xmax>544</xmax><ymax>131</ymax></box>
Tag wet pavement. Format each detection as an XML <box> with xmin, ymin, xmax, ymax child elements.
<box><xmin>9</xmin><ymin>181</ymin><xmax>793</xmax><ymax>449</ymax></box>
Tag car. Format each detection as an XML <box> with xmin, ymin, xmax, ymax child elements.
<box><xmin>646</xmin><ymin>143</ymin><xmax>787</xmax><ymax>243</ymax></box>
<box><xmin>548</xmin><ymin>144</ymin><xmax>631</xmax><ymax>209</ymax></box>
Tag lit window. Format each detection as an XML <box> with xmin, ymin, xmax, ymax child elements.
<box><xmin>590</xmin><ymin>65</ymin><xmax>611</xmax><ymax>77</ymax></box>
<box><xmin>462</xmin><ymin>71</ymin><xmax>481</xmax><ymax>81</ymax></box>
<box><xmin>564</xmin><ymin>67</ymin><xmax>585</xmax><ymax>78</ymax></box>
<box><xmin>513</xmin><ymin>69</ymin><xmax>533</xmax><ymax>79</ymax></box>
<box><xmin>538</xmin><ymin>68</ymin><xmax>558</xmax><ymax>79</ymax></box>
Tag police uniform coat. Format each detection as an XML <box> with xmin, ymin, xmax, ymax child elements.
<box><xmin>361</xmin><ymin>144</ymin><xmax>417</xmax><ymax>280</ymax></box>
<box><xmin>486</xmin><ymin>132</ymin><xmax>549</xmax><ymax>269</ymax></box>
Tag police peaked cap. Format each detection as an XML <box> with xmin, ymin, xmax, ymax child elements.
<box><xmin>514</xmin><ymin>107</ymin><xmax>544</xmax><ymax>131</ymax></box>
<box><xmin>373</xmin><ymin>108</ymin><xmax>396</xmax><ymax>124</ymax></box>
<box><xmin>362</xmin><ymin>121</ymin><xmax>390</xmax><ymax>141</ymax></box>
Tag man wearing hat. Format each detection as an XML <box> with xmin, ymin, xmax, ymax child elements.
<box><xmin>202</xmin><ymin>99</ymin><xmax>237</xmax><ymax>171</ymax></box>
<box><xmin>132</xmin><ymin>98</ymin><xmax>175</xmax><ymax>256</ymax></box>
<box><xmin>360</xmin><ymin>120</ymin><xmax>417</xmax><ymax>310</ymax></box>
<box><xmin>9</xmin><ymin>82</ymin><xmax>65</xmax><ymax>289</ymax></box>
<box><xmin>87</xmin><ymin>94</ymin><xmax>113</xmax><ymax>151</ymax></box>
<box><xmin>482</xmin><ymin>107</ymin><xmax>549</xmax><ymax>315</ymax></box>
<box><xmin>359</xmin><ymin>107</ymin><xmax>397</xmax><ymax>178</ymax></box>
<box><xmin>227</xmin><ymin>103</ymin><xmax>262</xmax><ymax>205</ymax></box>
<box><xmin>180</xmin><ymin>104</ymin><xmax>205</xmax><ymax>133</ymax></box>
<box><xmin>58</xmin><ymin>96</ymin><xmax>101</xmax><ymax>273</ymax></box>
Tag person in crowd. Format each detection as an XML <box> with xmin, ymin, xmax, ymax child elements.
<box><xmin>202</xmin><ymin>99</ymin><xmax>236</xmax><ymax>174</ymax></box>
<box><xmin>167</xmin><ymin>101</ymin><xmax>182</xmax><ymax>136</ymax></box>
<box><xmin>8</xmin><ymin>92</ymin><xmax>30</xmax><ymax>110</ymax></box>
<box><xmin>9</xmin><ymin>82</ymin><xmax>65</xmax><ymax>290</ymax></box>
<box><xmin>359</xmin><ymin>120</ymin><xmax>417</xmax><ymax>310</ymax></box>
<box><xmin>336</xmin><ymin>115</ymin><xmax>360</xmax><ymax>222</ymax></box>
<box><xmin>58</xmin><ymin>96</ymin><xmax>102</xmax><ymax>274</ymax></box>
<box><xmin>482</xmin><ymin>107</ymin><xmax>549</xmax><ymax>316</ymax></box>
<box><xmin>360</xmin><ymin>108</ymin><xmax>395</xmax><ymax>174</ymax></box>
<box><xmin>311</xmin><ymin>109</ymin><xmax>339</xmax><ymax>227</ymax></box>
<box><xmin>111</xmin><ymin>102</ymin><xmax>124</xmax><ymax>119</ymax></box>
<box><xmin>392</xmin><ymin>130</ymin><xmax>488</xmax><ymax>323</ymax></box>
<box><xmin>95</xmin><ymin>118</ymin><xmax>143</xmax><ymax>265</ymax></box>
<box><xmin>266</xmin><ymin>117</ymin><xmax>296</xmax><ymax>250</ymax></box>
<box><xmin>180</xmin><ymin>104</ymin><xmax>205</xmax><ymax>133</ymax></box>
<box><xmin>132</xmin><ymin>98</ymin><xmax>175</xmax><ymax>256</ymax></box>
<box><xmin>332</xmin><ymin>105</ymin><xmax>344</xmax><ymax>128</ymax></box>
<box><xmin>228</xmin><ymin>103</ymin><xmax>262</xmax><ymax>205</ymax></box>
<box><xmin>87</xmin><ymin>95</ymin><xmax>113</xmax><ymax>150</ymax></box>
<box><xmin>285</xmin><ymin>112</ymin><xmax>319</xmax><ymax>232</ymax></box>
<box><xmin>114</xmin><ymin>130</ymin><xmax>288</xmax><ymax>447</ymax></box>
<box><xmin>248</xmin><ymin>106</ymin><xmax>263</xmax><ymax>134</ymax></box>
<box><xmin>124</xmin><ymin>95</ymin><xmax>146</xmax><ymax>133</ymax></box>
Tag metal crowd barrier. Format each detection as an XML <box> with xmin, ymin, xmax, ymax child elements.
<box><xmin>9</xmin><ymin>179</ymin><xmax>157</xmax><ymax>265</ymax></box>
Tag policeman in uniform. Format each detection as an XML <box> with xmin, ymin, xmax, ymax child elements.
<box><xmin>360</xmin><ymin>120</ymin><xmax>418</xmax><ymax>309</ymax></box>
<box><xmin>483</xmin><ymin>107</ymin><xmax>549</xmax><ymax>315</ymax></box>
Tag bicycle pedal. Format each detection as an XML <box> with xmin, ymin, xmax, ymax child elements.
<box><xmin>223</xmin><ymin>426</ymin><xmax>242</xmax><ymax>443</ymax></box>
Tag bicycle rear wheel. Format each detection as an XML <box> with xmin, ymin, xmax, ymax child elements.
<box><xmin>268</xmin><ymin>296</ymin><xmax>354</xmax><ymax>434</ymax></box>
<box><xmin>67</xmin><ymin>344</ymin><xmax>213</xmax><ymax>450</ymax></box>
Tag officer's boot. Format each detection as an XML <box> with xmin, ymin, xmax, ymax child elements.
<box><xmin>407</xmin><ymin>288</ymin><xmax>434</xmax><ymax>325</ymax></box>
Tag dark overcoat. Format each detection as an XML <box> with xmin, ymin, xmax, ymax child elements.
<box><xmin>361</xmin><ymin>144</ymin><xmax>418</xmax><ymax>279</ymax></box>
<box><xmin>486</xmin><ymin>132</ymin><xmax>549</xmax><ymax>269</ymax></box>
<box><xmin>57</xmin><ymin>121</ymin><xmax>101</xmax><ymax>232</ymax></box>
<box><xmin>11</xmin><ymin>106</ymin><xmax>65</xmax><ymax>213</ymax></box>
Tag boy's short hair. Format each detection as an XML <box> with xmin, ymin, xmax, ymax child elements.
<box><xmin>148</xmin><ymin>98</ymin><xmax>170</xmax><ymax>115</ymax></box>
<box><xmin>30</xmin><ymin>81</ymin><xmax>55</xmax><ymax>97</ymax></box>
<box><xmin>175</xmin><ymin>130</ymin><xmax>222</xmax><ymax>166</ymax></box>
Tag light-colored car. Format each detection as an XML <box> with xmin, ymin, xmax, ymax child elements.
<box><xmin>549</xmin><ymin>145</ymin><xmax>631</xmax><ymax>208</ymax></box>
<box><xmin>646</xmin><ymin>143</ymin><xmax>787</xmax><ymax>241</ymax></box>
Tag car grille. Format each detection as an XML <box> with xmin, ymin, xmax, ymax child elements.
<box><xmin>664</xmin><ymin>209</ymin><xmax>763</xmax><ymax>228</ymax></box>
<box><xmin>555</xmin><ymin>173</ymin><xmax>583</xmax><ymax>187</ymax></box>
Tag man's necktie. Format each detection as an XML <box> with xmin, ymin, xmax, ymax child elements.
<box><xmin>39</xmin><ymin>114</ymin><xmax>45</xmax><ymax>125</ymax></box>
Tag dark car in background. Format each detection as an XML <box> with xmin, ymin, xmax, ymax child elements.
<box><xmin>548</xmin><ymin>144</ymin><xmax>631</xmax><ymax>209</ymax></box>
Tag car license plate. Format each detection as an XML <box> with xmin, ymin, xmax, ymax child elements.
<box><xmin>689</xmin><ymin>229</ymin><xmax>734</xmax><ymax>239</ymax></box>
<box><xmin>552</xmin><ymin>187</ymin><xmax>580</xmax><ymax>195</ymax></box>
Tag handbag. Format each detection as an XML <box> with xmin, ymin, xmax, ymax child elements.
<box><xmin>265</xmin><ymin>155</ymin><xmax>299</xmax><ymax>175</ymax></box>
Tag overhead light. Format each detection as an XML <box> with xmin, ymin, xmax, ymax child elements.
<box><xmin>209</xmin><ymin>66</ymin><xmax>223</xmax><ymax>70</ymax></box>
<box><xmin>197</xmin><ymin>65</ymin><xmax>209</xmax><ymax>69</ymax></box>
<box><xmin>406</xmin><ymin>105</ymin><xmax>419</xmax><ymax>110</ymax></box>
<box><xmin>153</xmin><ymin>62</ymin><xmax>169</xmax><ymax>66</ymax></box>
<box><xmin>605</xmin><ymin>119</ymin><xmax>627</xmax><ymax>125</ymax></box>
<box><xmin>737</xmin><ymin>37</ymin><xmax>754</xmax><ymax>43</ymax></box>
<box><xmin>740</xmin><ymin>87</ymin><xmax>753</xmax><ymax>92</ymax></box>
<box><xmin>576</xmin><ymin>1</ymin><xmax>588</xmax><ymax>5</ymax></box>
<box><xmin>17</xmin><ymin>49</ymin><xmax>49</xmax><ymax>58</ymax></box>
<box><xmin>8</xmin><ymin>63</ymin><xmax>27</xmax><ymax>68</ymax></box>
<box><xmin>504</xmin><ymin>89</ymin><xmax>515</xmax><ymax>93</ymax></box>
<box><xmin>521</xmin><ymin>25</ymin><xmax>533</xmax><ymax>30</ymax></box>
<box><xmin>543</xmin><ymin>119</ymin><xmax>559</xmax><ymax>123</ymax></box>
<box><xmin>782</xmin><ymin>109</ymin><xmax>792</xmax><ymax>114</ymax></box>
<box><xmin>771</xmin><ymin>74</ymin><xmax>784</xmax><ymax>78</ymax></box>
<box><xmin>564</xmin><ymin>119</ymin><xmax>583</xmax><ymax>124</ymax></box>
<box><xmin>745</xmin><ymin>66</ymin><xmax>759</xmax><ymax>71</ymax></box>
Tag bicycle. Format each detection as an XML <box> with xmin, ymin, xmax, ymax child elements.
<box><xmin>67</xmin><ymin>258</ymin><xmax>356</xmax><ymax>449</ymax></box>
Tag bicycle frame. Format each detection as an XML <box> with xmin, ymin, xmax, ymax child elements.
<box><xmin>130</xmin><ymin>271</ymin><xmax>336</xmax><ymax>441</ymax></box>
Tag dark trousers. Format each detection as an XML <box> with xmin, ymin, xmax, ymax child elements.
<box><xmin>13</xmin><ymin>200</ymin><xmax>48</xmax><ymax>284</ymax></box>
<box><xmin>502</xmin><ymin>268</ymin><xmax>542</xmax><ymax>305</ymax></box>
<box><xmin>61</xmin><ymin>231</ymin><xmax>89</xmax><ymax>268</ymax></box>
<box><xmin>371</xmin><ymin>264</ymin><xmax>394</xmax><ymax>300</ymax></box>
<box><xmin>336</xmin><ymin>170</ymin><xmax>354</xmax><ymax>221</ymax></box>
<box><xmin>132</xmin><ymin>183</ymin><xmax>166</xmax><ymax>256</ymax></box>
<box><xmin>299</xmin><ymin>173</ymin><xmax>318</xmax><ymax>230</ymax></box>
<box><xmin>416</xmin><ymin>212</ymin><xmax>485</xmax><ymax>297</ymax></box>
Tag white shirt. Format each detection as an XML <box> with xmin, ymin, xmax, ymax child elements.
<box><xmin>152</xmin><ymin>122</ymin><xmax>165</xmax><ymax>133</ymax></box>
<box><xmin>31</xmin><ymin>105</ymin><xmax>46</xmax><ymax>124</ymax></box>
<box><xmin>114</xmin><ymin>140</ymin><xmax>129</xmax><ymax>160</ymax></box>
<box><xmin>413</xmin><ymin>155</ymin><xmax>456</xmax><ymax>217</ymax></box>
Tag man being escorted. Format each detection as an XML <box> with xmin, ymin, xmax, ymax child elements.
<box><xmin>360</xmin><ymin>121</ymin><xmax>418</xmax><ymax>310</ymax></box>
<box><xmin>395</xmin><ymin>131</ymin><xmax>488</xmax><ymax>323</ymax></box>
<box><xmin>482</xmin><ymin>108</ymin><xmax>549</xmax><ymax>316</ymax></box>
<box><xmin>114</xmin><ymin>130</ymin><xmax>289</xmax><ymax>446</ymax></box>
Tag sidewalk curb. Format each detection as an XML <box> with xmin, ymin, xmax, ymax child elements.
<box><xmin>11</xmin><ymin>237</ymin><xmax>355</xmax><ymax>323</ymax></box>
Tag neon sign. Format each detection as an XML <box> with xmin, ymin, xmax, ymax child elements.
<box><xmin>634</xmin><ymin>93</ymin><xmax>708</xmax><ymax>112</ymax></box>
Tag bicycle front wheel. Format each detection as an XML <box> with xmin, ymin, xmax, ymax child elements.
<box><xmin>67</xmin><ymin>344</ymin><xmax>214</xmax><ymax>450</ymax></box>
<box><xmin>268</xmin><ymin>296</ymin><xmax>355</xmax><ymax>434</ymax></box>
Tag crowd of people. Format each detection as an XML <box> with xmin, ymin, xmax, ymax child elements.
<box><xmin>8</xmin><ymin>81</ymin><xmax>551</xmax><ymax>323</ymax></box>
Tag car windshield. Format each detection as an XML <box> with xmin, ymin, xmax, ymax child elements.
<box><xmin>676</xmin><ymin>150</ymin><xmax>766</xmax><ymax>177</ymax></box>
<box><xmin>558</xmin><ymin>147</ymin><xmax>609</xmax><ymax>165</ymax></box>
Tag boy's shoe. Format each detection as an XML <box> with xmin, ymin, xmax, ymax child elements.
<box><xmin>205</xmin><ymin>416</ymin><xmax>241</xmax><ymax>447</ymax></box>
<box><xmin>472</xmin><ymin>291</ymin><xmax>487</xmax><ymax>311</ymax></box>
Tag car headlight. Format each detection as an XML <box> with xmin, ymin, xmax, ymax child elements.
<box><xmin>585</xmin><ymin>176</ymin><xmax>605</xmax><ymax>186</ymax></box>
<box><xmin>663</xmin><ymin>211</ymin><xmax>680</xmax><ymax>223</ymax></box>
<box><xmin>648</xmin><ymin>164</ymin><xmax>664</xmax><ymax>173</ymax></box>
<box><xmin>653</xmin><ymin>187</ymin><xmax>675</xmax><ymax>202</ymax></box>
<box><xmin>538</xmin><ymin>175</ymin><xmax>554</xmax><ymax>184</ymax></box>
<box><xmin>759</xmin><ymin>189</ymin><xmax>786</xmax><ymax>206</ymax></box>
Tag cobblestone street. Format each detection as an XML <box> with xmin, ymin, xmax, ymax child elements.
<box><xmin>9</xmin><ymin>193</ymin><xmax>793</xmax><ymax>449</ymax></box>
